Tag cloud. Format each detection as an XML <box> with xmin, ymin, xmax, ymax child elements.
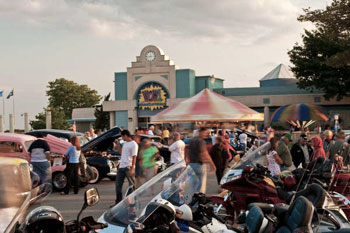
<box><xmin>0</xmin><ymin>0</ymin><xmax>322</xmax><ymax>44</ymax></box>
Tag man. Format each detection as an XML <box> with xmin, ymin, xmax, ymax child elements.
<box><xmin>276</xmin><ymin>134</ymin><xmax>293</xmax><ymax>171</ymax></box>
<box><xmin>89</xmin><ymin>128</ymin><xmax>97</xmax><ymax>139</ymax></box>
<box><xmin>323</xmin><ymin>130</ymin><xmax>333</xmax><ymax>152</ymax></box>
<box><xmin>239</xmin><ymin>130</ymin><xmax>248</xmax><ymax>151</ymax></box>
<box><xmin>162</xmin><ymin>127</ymin><xmax>170</xmax><ymax>145</ymax></box>
<box><xmin>186</xmin><ymin>127</ymin><xmax>216</xmax><ymax>193</ymax></box>
<box><xmin>291</xmin><ymin>134</ymin><xmax>313</xmax><ymax>168</ymax></box>
<box><xmin>113</xmin><ymin>130</ymin><xmax>138</xmax><ymax>205</ymax></box>
<box><xmin>211</xmin><ymin>129</ymin><xmax>218</xmax><ymax>145</ymax></box>
<box><xmin>28</xmin><ymin>132</ymin><xmax>51</xmax><ymax>184</ymax></box>
<box><xmin>169</xmin><ymin>132</ymin><xmax>186</xmax><ymax>165</ymax></box>
<box><xmin>327</xmin><ymin>131</ymin><xmax>350</xmax><ymax>165</ymax></box>
<box><xmin>147</xmin><ymin>125</ymin><xmax>154</xmax><ymax>136</ymax></box>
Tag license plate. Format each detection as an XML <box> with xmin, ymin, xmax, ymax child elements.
<box><xmin>53</xmin><ymin>158</ymin><xmax>63</xmax><ymax>166</ymax></box>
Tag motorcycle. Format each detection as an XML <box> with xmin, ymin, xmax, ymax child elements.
<box><xmin>13</xmin><ymin>187</ymin><xmax>107</xmax><ymax>233</ymax></box>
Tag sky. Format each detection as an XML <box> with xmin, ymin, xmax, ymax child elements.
<box><xmin>0</xmin><ymin>0</ymin><xmax>331</xmax><ymax>130</ymax></box>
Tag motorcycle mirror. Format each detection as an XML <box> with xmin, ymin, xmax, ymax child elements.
<box><xmin>85</xmin><ymin>188</ymin><xmax>100</xmax><ymax>207</ymax></box>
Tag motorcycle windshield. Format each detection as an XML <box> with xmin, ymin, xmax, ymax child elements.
<box><xmin>160</xmin><ymin>166</ymin><xmax>200</xmax><ymax>206</ymax></box>
<box><xmin>104</xmin><ymin>160</ymin><xmax>187</xmax><ymax>227</ymax></box>
<box><xmin>231</xmin><ymin>142</ymin><xmax>270</xmax><ymax>170</ymax></box>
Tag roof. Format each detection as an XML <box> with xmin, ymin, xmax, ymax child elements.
<box><xmin>72</xmin><ymin>108</ymin><xmax>96</xmax><ymax>120</ymax></box>
<box><xmin>260</xmin><ymin>64</ymin><xmax>295</xmax><ymax>81</ymax></box>
<box><xmin>214</xmin><ymin>85</ymin><xmax>324</xmax><ymax>97</ymax></box>
<box><xmin>0</xmin><ymin>157</ymin><xmax>28</xmax><ymax>166</ymax></box>
<box><xmin>0</xmin><ymin>133</ymin><xmax>36</xmax><ymax>143</ymax></box>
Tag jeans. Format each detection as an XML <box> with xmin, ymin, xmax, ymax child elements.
<box><xmin>115</xmin><ymin>167</ymin><xmax>135</xmax><ymax>204</ymax></box>
<box><xmin>64</xmin><ymin>163</ymin><xmax>80</xmax><ymax>194</ymax></box>
<box><xmin>189</xmin><ymin>163</ymin><xmax>207</xmax><ymax>193</ymax></box>
<box><xmin>31</xmin><ymin>161</ymin><xmax>51</xmax><ymax>184</ymax></box>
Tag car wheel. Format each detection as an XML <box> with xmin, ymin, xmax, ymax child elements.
<box><xmin>52</xmin><ymin>172</ymin><xmax>67</xmax><ymax>191</ymax></box>
<box><xmin>109</xmin><ymin>176</ymin><xmax>116</xmax><ymax>181</ymax></box>
<box><xmin>88</xmin><ymin>166</ymin><xmax>100</xmax><ymax>184</ymax></box>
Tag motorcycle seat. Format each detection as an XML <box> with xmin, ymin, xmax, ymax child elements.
<box><xmin>276</xmin><ymin>196</ymin><xmax>314</xmax><ymax>233</ymax></box>
<box><xmin>246</xmin><ymin>205</ymin><xmax>265</xmax><ymax>233</ymax></box>
<box><xmin>294</xmin><ymin>183</ymin><xmax>326</xmax><ymax>209</ymax></box>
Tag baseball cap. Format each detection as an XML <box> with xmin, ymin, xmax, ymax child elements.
<box><xmin>284</xmin><ymin>134</ymin><xmax>293</xmax><ymax>142</ymax></box>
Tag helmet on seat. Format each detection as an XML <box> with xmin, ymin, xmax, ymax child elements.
<box><xmin>24</xmin><ymin>206</ymin><xmax>65</xmax><ymax>233</ymax></box>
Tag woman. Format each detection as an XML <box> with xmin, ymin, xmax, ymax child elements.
<box><xmin>267</xmin><ymin>137</ymin><xmax>283</xmax><ymax>177</ymax></box>
<box><xmin>139</xmin><ymin>138</ymin><xmax>160</xmax><ymax>184</ymax></box>
<box><xmin>210</xmin><ymin>137</ymin><xmax>230</xmax><ymax>184</ymax></box>
<box><xmin>61</xmin><ymin>136</ymin><xmax>81</xmax><ymax>195</ymax></box>
<box><xmin>311</xmin><ymin>136</ymin><xmax>326</xmax><ymax>161</ymax></box>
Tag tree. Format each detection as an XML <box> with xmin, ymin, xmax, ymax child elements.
<box><xmin>288</xmin><ymin>0</ymin><xmax>350</xmax><ymax>100</ymax></box>
<box><xmin>47</xmin><ymin>78</ymin><xmax>101</xmax><ymax>119</ymax></box>
<box><xmin>30</xmin><ymin>107</ymin><xmax>70</xmax><ymax>130</ymax></box>
<box><xmin>31</xmin><ymin>78</ymin><xmax>101</xmax><ymax>130</ymax></box>
<box><xmin>94</xmin><ymin>93</ymin><xmax>111</xmax><ymax>131</ymax></box>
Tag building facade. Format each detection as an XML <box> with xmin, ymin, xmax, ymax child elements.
<box><xmin>103</xmin><ymin>45</ymin><xmax>350</xmax><ymax>132</ymax></box>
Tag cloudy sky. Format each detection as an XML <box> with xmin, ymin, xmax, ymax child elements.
<box><xmin>0</xmin><ymin>0</ymin><xmax>330</xmax><ymax>130</ymax></box>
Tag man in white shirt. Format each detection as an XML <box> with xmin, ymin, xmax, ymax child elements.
<box><xmin>169</xmin><ymin>132</ymin><xmax>186</xmax><ymax>165</ymax></box>
<box><xmin>239</xmin><ymin>130</ymin><xmax>248</xmax><ymax>151</ymax></box>
<box><xmin>212</xmin><ymin>129</ymin><xmax>218</xmax><ymax>145</ymax></box>
<box><xmin>113</xmin><ymin>130</ymin><xmax>138</xmax><ymax>205</ymax></box>
<box><xmin>148</xmin><ymin>125</ymin><xmax>155</xmax><ymax>135</ymax></box>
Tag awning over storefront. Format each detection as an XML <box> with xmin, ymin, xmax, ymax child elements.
<box><xmin>151</xmin><ymin>88</ymin><xmax>264</xmax><ymax>123</ymax></box>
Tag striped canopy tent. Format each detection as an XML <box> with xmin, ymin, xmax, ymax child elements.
<box><xmin>271</xmin><ymin>104</ymin><xmax>329</xmax><ymax>122</ymax></box>
<box><xmin>150</xmin><ymin>88</ymin><xmax>264</xmax><ymax>123</ymax></box>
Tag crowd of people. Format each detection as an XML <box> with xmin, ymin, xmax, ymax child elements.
<box><xmin>265</xmin><ymin>129</ymin><xmax>350</xmax><ymax>177</ymax></box>
<box><xmin>27</xmin><ymin>124</ymin><xmax>350</xmax><ymax>207</ymax></box>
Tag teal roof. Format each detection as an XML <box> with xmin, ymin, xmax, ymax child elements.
<box><xmin>214</xmin><ymin>85</ymin><xmax>324</xmax><ymax>97</ymax></box>
<box><xmin>260</xmin><ymin>64</ymin><xmax>295</xmax><ymax>81</ymax></box>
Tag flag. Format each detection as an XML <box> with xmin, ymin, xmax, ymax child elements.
<box><xmin>0</xmin><ymin>90</ymin><xmax>3</xmax><ymax>97</ymax></box>
<box><xmin>7</xmin><ymin>89</ymin><xmax>14</xmax><ymax>99</ymax></box>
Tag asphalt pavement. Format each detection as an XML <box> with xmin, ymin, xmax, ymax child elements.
<box><xmin>29</xmin><ymin>172</ymin><xmax>220</xmax><ymax>221</ymax></box>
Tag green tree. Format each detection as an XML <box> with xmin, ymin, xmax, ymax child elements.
<box><xmin>30</xmin><ymin>107</ymin><xmax>70</xmax><ymax>130</ymax></box>
<box><xmin>94</xmin><ymin>93</ymin><xmax>111</xmax><ymax>131</ymax></box>
<box><xmin>288</xmin><ymin>0</ymin><xmax>350</xmax><ymax>100</ymax></box>
<box><xmin>47</xmin><ymin>78</ymin><xmax>101</xmax><ymax>119</ymax></box>
<box><xmin>31</xmin><ymin>78</ymin><xmax>101</xmax><ymax>130</ymax></box>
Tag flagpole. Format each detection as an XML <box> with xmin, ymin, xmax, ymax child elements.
<box><xmin>13</xmin><ymin>89</ymin><xmax>15</xmax><ymax>126</ymax></box>
<box><xmin>2</xmin><ymin>94</ymin><xmax>4</xmax><ymax>126</ymax></box>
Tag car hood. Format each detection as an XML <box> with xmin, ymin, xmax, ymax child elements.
<box><xmin>44</xmin><ymin>134</ymin><xmax>71</xmax><ymax>155</ymax></box>
<box><xmin>82</xmin><ymin>127</ymin><xmax>122</xmax><ymax>153</ymax></box>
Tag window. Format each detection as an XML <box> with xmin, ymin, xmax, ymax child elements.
<box><xmin>263</xmin><ymin>98</ymin><xmax>270</xmax><ymax>104</ymax></box>
<box><xmin>0</xmin><ymin>142</ymin><xmax>23</xmax><ymax>153</ymax></box>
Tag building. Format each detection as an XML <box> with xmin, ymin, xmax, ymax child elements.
<box><xmin>103</xmin><ymin>45</ymin><xmax>350</xmax><ymax>132</ymax></box>
<box><xmin>103</xmin><ymin>45</ymin><xmax>223</xmax><ymax>132</ymax></box>
<box><xmin>67</xmin><ymin>108</ymin><xmax>96</xmax><ymax>133</ymax></box>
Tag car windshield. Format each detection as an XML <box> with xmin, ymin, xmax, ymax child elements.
<box><xmin>104</xmin><ymin>161</ymin><xmax>187</xmax><ymax>227</ymax></box>
<box><xmin>24</xmin><ymin>140</ymin><xmax>34</xmax><ymax>151</ymax></box>
<box><xmin>231</xmin><ymin>142</ymin><xmax>270</xmax><ymax>170</ymax></box>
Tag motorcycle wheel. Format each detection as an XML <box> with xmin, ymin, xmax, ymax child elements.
<box><xmin>88</xmin><ymin>166</ymin><xmax>100</xmax><ymax>184</ymax></box>
<box><xmin>52</xmin><ymin>172</ymin><xmax>67</xmax><ymax>191</ymax></box>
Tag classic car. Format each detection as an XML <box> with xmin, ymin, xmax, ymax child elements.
<box><xmin>0</xmin><ymin>157</ymin><xmax>32</xmax><ymax>233</ymax></box>
<box><xmin>0</xmin><ymin>133</ymin><xmax>35</xmax><ymax>161</ymax></box>
<box><xmin>25</xmin><ymin>129</ymin><xmax>84</xmax><ymax>142</ymax></box>
<box><xmin>0</xmin><ymin>133</ymin><xmax>96</xmax><ymax>191</ymax></box>
<box><xmin>81</xmin><ymin>127</ymin><xmax>122</xmax><ymax>183</ymax></box>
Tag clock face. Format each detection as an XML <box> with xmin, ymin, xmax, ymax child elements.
<box><xmin>145</xmin><ymin>51</ymin><xmax>156</xmax><ymax>62</ymax></box>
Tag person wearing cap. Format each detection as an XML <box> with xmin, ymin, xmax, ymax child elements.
<box><xmin>276</xmin><ymin>134</ymin><xmax>293</xmax><ymax>171</ymax></box>
<box><xmin>327</xmin><ymin>131</ymin><xmax>350</xmax><ymax>166</ymax></box>
<box><xmin>291</xmin><ymin>134</ymin><xmax>313</xmax><ymax>168</ymax></box>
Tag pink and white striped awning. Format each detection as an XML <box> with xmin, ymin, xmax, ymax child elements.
<box><xmin>151</xmin><ymin>88</ymin><xmax>264</xmax><ymax>123</ymax></box>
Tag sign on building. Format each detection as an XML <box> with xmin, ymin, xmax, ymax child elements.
<box><xmin>138</xmin><ymin>84</ymin><xmax>167</xmax><ymax>110</ymax></box>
